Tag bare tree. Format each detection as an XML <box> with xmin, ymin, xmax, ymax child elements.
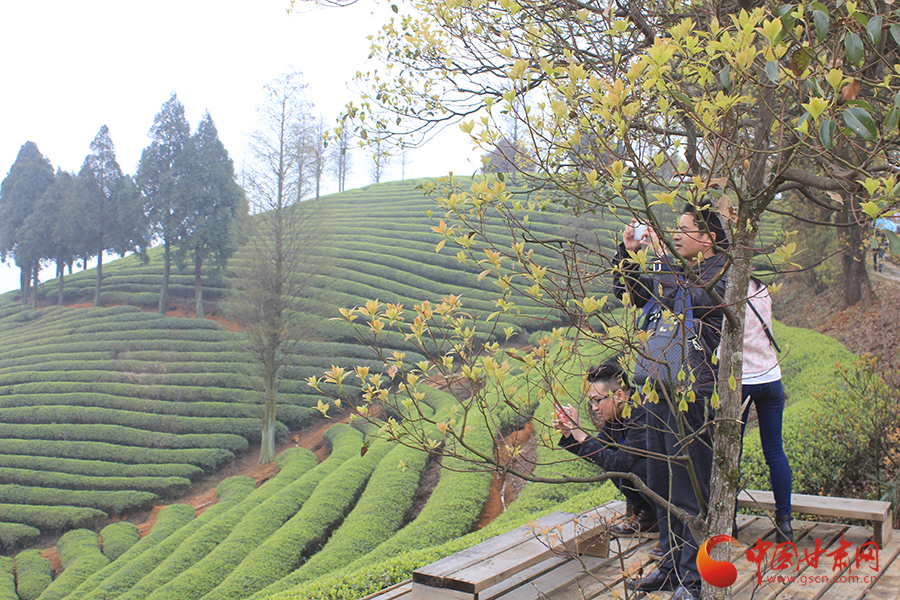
<box><xmin>330</xmin><ymin>125</ymin><xmax>353</xmax><ymax>193</ymax></box>
<box><xmin>225</xmin><ymin>71</ymin><xmax>319</xmax><ymax>464</ymax></box>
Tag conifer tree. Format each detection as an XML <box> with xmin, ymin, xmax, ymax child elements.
<box><xmin>0</xmin><ymin>141</ymin><xmax>54</xmax><ymax>305</ymax></box>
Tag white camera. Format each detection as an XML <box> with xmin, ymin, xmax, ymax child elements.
<box><xmin>633</xmin><ymin>222</ymin><xmax>648</xmax><ymax>241</ymax></box>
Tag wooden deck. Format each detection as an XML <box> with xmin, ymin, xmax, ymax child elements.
<box><xmin>364</xmin><ymin>502</ymin><xmax>900</xmax><ymax>600</ymax></box>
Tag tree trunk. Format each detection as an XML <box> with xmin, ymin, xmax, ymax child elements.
<box><xmin>93</xmin><ymin>252</ymin><xmax>103</xmax><ymax>308</ymax></box>
<box><xmin>30</xmin><ymin>263</ymin><xmax>38</xmax><ymax>309</ymax></box>
<box><xmin>159</xmin><ymin>240</ymin><xmax>170</xmax><ymax>315</ymax></box>
<box><xmin>194</xmin><ymin>255</ymin><xmax>204</xmax><ymax>319</ymax></box>
<box><xmin>20</xmin><ymin>266</ymin><xmax>28</xmax><ymax>305</ymax></box>
<box><xmin>838</xmin><ymin>198</ymin><xmax>876</xmax><ymax>309</ymax></box>
<box><xmin>260</xmin><ymin>366</ymin><xmax>277</xmax><ymax>465</ymax></box>
<box><xmin>57</xmin><ymin>256</ymin><xmax>65</xmax><ymax>306</ymax></box>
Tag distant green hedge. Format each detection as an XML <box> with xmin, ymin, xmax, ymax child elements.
<box><xmin>100</xmin><ymin>522</ymin><xmax>140</xmax><ymax>561</ymax></box>
<box><xmin>0</xmin><ymin>439</ymin><xmax>234</xmax><ymax>473</ymax></box>
<box><xmin>0</xmin><ymin>406</ymin><xmax>287</xmax><ymax>442</ymax></box>
<box><xmin>64</xmin><ymin>504</ymin><xmax>195</xmax><ymax>600</ymax></box>
<box><xmin>0</xmin><ymin>485</ymin><xmax>156</xmax><ymax>514</ymax></box>
<box><xmin>0</xmin><ymin>467</ymin><xmax>190</xmax><ymax>497</ymax></box>
<box><xmin>0</xmin><ymin>453</ymin><xmax>203</xmax><ymax>480</ymax></box>
<box><xmin>0</xmin><ymin>522</ymin><xmax>40</xmax><ymax>550</ymax></box>
<box><xmin>39</xmin><ymin>529</ymin><xmax>110</xmax><ymax>600</ymax></box>
<box><xmin>0</xmin><ymin>504</ymin><xmax>104</xmax><ymax>532</ymax></box>
<box><xmin>14</xmin><ymin>549</ymin><xmax>51</xmax><ymax>600</ymax></box>
<box><xmin>82</xmin><ymin>477</ymin><xmax>257</xmax><ymax>600</ymax></box>
<box><xmin>0</xmin><ymin>424</ymin><xmax>248</xmax><ymax>453</ymax></box>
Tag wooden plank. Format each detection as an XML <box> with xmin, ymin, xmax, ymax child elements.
<box><xmin>739</xmin><ymin>491</ymin><xmax>891</xmax><ymax>522</ymax></box>
<box><xmin>446</xmin><ymin>517</ymin><xmax>610</xmax><ymax>593</ymax></box>
<box><xmin>410</xmin><ymin>582</ymin><xmax>473</xmax><ymax>600</ymax></box>
<box><xmin>490</xmin><ymin>554</ymin><xmax>610</xmax><ymax>600</ymax></box>
<box><xmin>825</xmin><ymin>528</ymin><xmax>900</xmax><ymax>600</ymax></box>
<box><xmin>412</xmin><ymin>511</ymin><xmax>574</xmax><ymax>588</ymax></box>
<box><xmin>360</xmin><ymin>580</ymin><xmax>413</xmax><ymax>600</ymax></box>
<box><xmin>731</xmin><ymin>522</ymin><xmax>848</xmax><ymax>600</ymax></box>
<box><xmin>862</xmin><ymin>532</ymin><xmax>900</xmax><ymax>599</ymax></box>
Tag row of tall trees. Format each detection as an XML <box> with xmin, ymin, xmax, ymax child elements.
<box><xmin>0</xmin><ymin>95</ymin><xmax>245</xmax><ymax>314</ymax></box>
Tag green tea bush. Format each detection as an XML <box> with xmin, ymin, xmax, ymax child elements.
<box><xmin>0</xmin><ymin>485</ymin><xmax>156</xmax><ymax>514</ymax></box>
<box><xmin>226</xmin><ymin>443</ymin><xmax>427</xmax><ymax>600</ymax></box>
<box><xmin>100</xmin><ymin>522</ymin><xmax>140</xmax><ymax>561</ymax></box>
<box><xmin>38</xmin><ymin>529</ymin><xmax>110</xmax><ymax>600</ymax></box>
<box><xmin>0</xmin><ymin>556</ymin><xmax>14</xmax><ymax>600</ymax></box>
<box><xmin>63</xmin><ymin>504</ymin><xmax>195</xmax><ymax>600</ymax></box>
<box><xmin>0</xmin><ymin>522</ymin><xmax>40</xmax><ymax>550</ymax></box>
<box><xmin>0</xmin><ymin>425</ymin><xmax>247</xmax><ymax>453</ymax></box>
<box><xmin>0</xmin><ymin>439</ymin><xmax>234</xmax><ymax>472</ymax></box>
<box><xmin>0</xmin><ymin>504</ymin><xmax>104</xmax><ymax>531</ymax></box>
<box><xmin>0</xmin><ymin>454</ymin><xmax>203</xmax><ymax>480</ymax></box>
<box><xmin>14</xmin><ymin>549</ymin><xmax>51</xmax><ymax>600</ymax></box>
<box><xmin>82</xmin><ymin>477</ymin><xmax>256</xmax><ymax>600</ymax></box>
<box><xmin>0</xmin><ymin>467</ymin><xmax>190</xmax><ymax>497</ymax></box>
<box><xmin>0</xmin><ymin>406</ymin><xmax>287</xmax><ymax>442</ymax></box>
<box><xmin>160</xmin><ymin>439</ymin><xmax>390</xmax><ymax>600</ymax></box>
<box><xmin>116</xmin><ymin>448</ymin><xmax>317</xmax><ymax>600</ymax></box>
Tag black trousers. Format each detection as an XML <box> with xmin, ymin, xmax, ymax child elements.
<box><xmin>645</xmin><ymin>395</ymin><xmax>713</xmax><ymax>590</ymax></box>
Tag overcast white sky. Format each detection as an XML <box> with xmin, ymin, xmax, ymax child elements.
<box><xmin>0</xmin><ymin>0</ymin><xmax>481</xmax><ymax>294</ymax></box>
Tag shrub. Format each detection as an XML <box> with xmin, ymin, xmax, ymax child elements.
<box><xmin>160</xmin><ymin>438</ymin><xmax>389</xmax><ymax>600</ymax></box>
<box><xmin>0</xmin><ymin>522</ymin><xmax>40</xmax><ymax>551</ymax></box>
<box><xmin>115</xmin><ymin>448</ymin><xmax>317</xmax><ymax>600</ymax></box>
<box><xmin>82</xmin><ymin>477</ymin><xmax>257</xmax><ymax>600</ymax></box>
<box><xmin>0</xmin><ymin>454</ymin><xmax>203</xmax><ymax>480</ymax></box>
<box><xmin>0</xmin><ymin>439</ymin><xmax>234</xmax><ymax>472</ymax></box>
<box><xmin>63</xmin><ymin>504</ymin><xmax>195</xmax><ymax>600</ymax></box>
<box><xmin>0</xmin><ymin>424</ymin><xmax>248</xmax><ymax>453</ymax></box>
<box><xmin>14</xmin><ymin>549</ymin><xmax>51</xmax><ymax>600</ymax></box>
<box><xmin>100</xmin><ymin>522</ymin><xmax>140</xmax><ymax>561</ymax></box>
<box><xmin>0</xmin><ymin>504</ymin><xmax>104</xmax><ymax>531</ymax></box>
<box><xmin>0</xmin><ymin>557</ymin><xmax>14</xmax><ymax>600</ymax></box>
<box><xmin>0</xmin><ymin>485</ymin><xmax>157</xmax><ymax>514</ymax></box>
<box><xmin>0</xmin><ymin>467</ymin><xmax>190</xmax><ymax>497</ymax></box>
<box><xmin>38</xmin><ymin>529</ymin><xmax>110</xmax><ymax>600</ymax></box>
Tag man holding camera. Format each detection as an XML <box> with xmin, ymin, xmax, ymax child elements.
<box><xmin>614</xmin><ymin>204</ymin><xmax>729</xmax><ymax>600</ymax></box>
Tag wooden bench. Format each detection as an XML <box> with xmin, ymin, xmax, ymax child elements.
<box><xmin>738</xmin><ymin>489</ymin><xmax>893</xmax><ymax>547</ymax></box>
<box><xmin>405</xmin><ymin>502</ymin><xmax>625</xmax><ymax>600</ymax></box>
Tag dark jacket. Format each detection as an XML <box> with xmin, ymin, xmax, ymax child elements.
<box><xmin>558</xmin><ymin>402</ymin><xmax>649</xmax><ymax>476</ymax></box>
<box><xmin>613</xmin><ymin>244</ymin><xmax>728</xmax><ymax>396</ymax></box>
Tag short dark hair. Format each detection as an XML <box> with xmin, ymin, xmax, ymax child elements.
<box><xmin>682</xmin><ymin>202</ymin><xmax>729</xmax><ymax>251</ymax></box>
<box><xmin>586</xmin><ymin>359</ymin><xmax>630</xmax><ymax>392</ymax></box>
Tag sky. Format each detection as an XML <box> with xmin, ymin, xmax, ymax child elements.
<box><xmin>0</xmin><ymin>0</ymin><xmax>481</xmax><ymax>294</ymax></box>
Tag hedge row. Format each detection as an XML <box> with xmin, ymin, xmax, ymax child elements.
<box><xmin>114</xmin><ymin>448</ymin><xmax>318</xmax><ymax>600</ymax></box>
<box><xmin>64</xmin><ymin>504</ymin><xmax>195</xmax><ymax>600</ymax></box>
<box><xmin>0</xmin><ymin>358</ymin><xmax>256</xmax><ymax>378</ymax></box>
<box><xmin>0</xmin><ymin>522</ymin><xmax>40</xmax><ymax>551</ymax></box>
<box><xmin>0</xmin><ymin>467</ymin><xmax>190</xmax><ymax>497</ymax></box>
<box><xmin>163</xmin><ymin>434</ymin><xmax>387</xmax><ymax>600</ymax></box>
<box><xmin>38</xmin><ymin>529</ymin><xmax>110</xmax><ymax>600</ymax></box>
<box><xmin>0</xmin><ymin>439</ymin><xmax>234</xmax><ymax>473</ymax></box>
<box><xmin>100</xmin><ymin>522</ymin><xmax>140</xmax><ymax>561</ymax></box>
<box><xmin>0</xmin><ymin>406</ymin><xmax>288</xmax><ymax>442</ymax></box>
<box><xmin>0</xmin><ymin>453</ymin><xmax>203</xmax><ymax>480</ymax></box>
<box><xmin>78</xmin><ymin>477</ymin><xmax>257</xmax><ymax>600</ymax></box>
<box><xmin>3</xmin><ymin>381</ymin><xmax>261</xmax><ymax>406</ymax></box>
<box><xmin>13</xmin><ymin>549</ymin><xmax>51</xmax><ymax>600</ymax></box>
<box><xmin>0</xmin><ymin>424</ymin><xmax>248</xmax><ymax>453</ymax></box>
<box><xmin>203</xmin><ymin>438</ymin><xmax>392</xmax><ymax>600</ymax></box>
<box><xmin>0</xmin><ymin>370</ymin><xmax>254</xmax><ymax>391</ymax></box>
<box><xmin>0</xmin><ymin>504</ymin><xmax>104</xmax><ymax>532</ymax></box>
<box><xmin>0</xmin><ymin>485</ymin><xmax>157</xmax><ymax>514</ymax></box>
<box><xmin>0</xmin><ymin>557</ymin><xmax>14</xmax><ymax>600</ymax></box>
<box><xmin>231</xmin><ymin>442</ymin><xmax>427</xmax><ymax>600</ymax></box>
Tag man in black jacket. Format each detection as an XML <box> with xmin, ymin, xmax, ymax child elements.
<box><xmin>614</xmin><ymin>203</ymin><xmax>729</xmax><ymax>600</ymax></box>
<box><xmin>554</xmin><ymin>361</ymin><xmax>658</xmax><ymax>535</ymax></box>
